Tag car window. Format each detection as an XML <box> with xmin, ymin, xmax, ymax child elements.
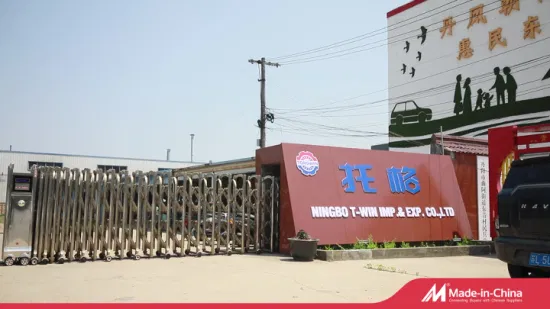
<box><xmin>393</xmin><ymin>103</ymin><xmax>406</xmax><ymax>113</ymax></box>
<box><xmin>502</xmin><ymin>158</ymin><xmax>550</xmax><ymax>189</ymax></box>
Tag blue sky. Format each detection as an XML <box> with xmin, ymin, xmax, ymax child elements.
<box><xmin>0</xmin><ymin>0</ymin><xmax>409</xmax><ymax>163</ymax></box>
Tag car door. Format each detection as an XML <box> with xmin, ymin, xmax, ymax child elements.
<box><xmin>402</xmin><ymin>101</ymin><xmax>418</xmax><ymax>123</ymax></box>
<box><xmin>391</xmin><ymin>103</ymin><xmax>406</xmax><ymax>124</ymax></box>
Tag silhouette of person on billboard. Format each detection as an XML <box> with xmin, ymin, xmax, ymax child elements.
<box><xmin>489</xmin><ymin>67</ymin><xmax>506</xmax><ymax>105</ymax></box>
<box><xmin>462</xmin><ymin>78</ymin><xmax>472</xmax><ymax>114</ymax></box>
<box><xmin>503</xmin><ymin>66</ymin><xmax>517</xmax><ymax>104</ymax></box>
<box><xmin>453</xmin><ymin>74</ymin><xmax>463</xmax><ymax>116</ymax></box>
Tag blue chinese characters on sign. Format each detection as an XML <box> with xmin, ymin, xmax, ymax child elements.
<box><xmin>386</xmin><ymin>166</ymin><xmax>421</xmax><ymax>194</ymax></box>
<box><xmin>338</xmin><ymin>163</ymin><xmax>421</xmax><ymax>195</ymax></box>
<box><xmin>338</xmin><ymin>163</ymin><xmax>377</xmax><ymax>193</ymax></box>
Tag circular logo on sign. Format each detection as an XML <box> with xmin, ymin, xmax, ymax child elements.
<box><xmin>296</xmin><ymin>151</ymin><xmax>319</xmax><ymax>176</ymax></box>
<box><xmin>17</xmin><ymin>200</ymin><xmax>26</xmax><ymax>207</ymax></box>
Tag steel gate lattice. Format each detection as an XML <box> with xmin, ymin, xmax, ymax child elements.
<box><xmin>26</xmin><ymin>166</ymin><xmax>279</xmax><ymax>264</ymax></box>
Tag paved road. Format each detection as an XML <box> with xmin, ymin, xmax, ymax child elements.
<box><xmin>0</xmin><ymin>253</ymin><xmax>508</xmax><ymax>303</ymax></box>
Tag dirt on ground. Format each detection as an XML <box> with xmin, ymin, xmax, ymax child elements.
<box><xmin>0</xmin><ymin>251</ymin><xmax>508</xmax><ymax>303</ymax></box>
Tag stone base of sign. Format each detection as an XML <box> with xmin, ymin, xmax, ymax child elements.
<box><xmin>316</xmin><ymin>245</ymin><xmax>492</xmax><ymax>262</ymax></box>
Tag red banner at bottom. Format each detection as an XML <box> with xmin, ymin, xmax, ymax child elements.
<box><xmin>2</xmin><ymin>279</ymin><xmax>546</xmax><ymax>308</ymax></box>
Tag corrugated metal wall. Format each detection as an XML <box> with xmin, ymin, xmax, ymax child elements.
<box><xmin>452</xmin><ymin>152</ymin><xmax>480</xmax><ymax>240</ymax></box>
<box><xmin>0</xmin><ymin>151</ymin><xmax>198</xmax><ymax>203</ymax></box>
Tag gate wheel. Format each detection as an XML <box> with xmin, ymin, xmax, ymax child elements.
<box><xmin>4</xmin><ymin>257</ymin><xmax>14</xmax><ymax>266</ymax></box>
<box><xmin>19</xmin><ymin>257</ymin><xmax>30</xmax><ymax>266</ymax></box>
<box><xmin>30</xmin><ymin>257</ymin><xmax>39</xmax><ymax>266</ymax></box>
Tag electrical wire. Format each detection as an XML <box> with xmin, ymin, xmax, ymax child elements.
<box><xmin>272</xmin><ymin>82</ymin><xmax>550</xmax><ymax>139</ymax></box>
<box><xmin>267</xmin><ymin>0</ymin><xmax>466</xmax><ymax>61</ymax></box>
<box><xmin>276</xmin><ymin>0</ymin><xmax>508</xmax><ymax>65</ymax></box>
<box><xmin>268</xmin><ymin>52</ymin><xmax>550</xmax><ymax>120</ymax></box>
<box><xmin>269</xmin><ymin>36</ymin><xmax>550</xmax><ymax>116</ymax></box>
<box><xmin>272</xmin><ymin>58</ymin><xmax>550</xmax><ymax>123</ymax></box>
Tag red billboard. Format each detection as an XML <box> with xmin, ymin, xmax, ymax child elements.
<box><xmin>256</xmin><ymin>143</ymin><xmax>472</xmax><ymax>253</ymax></box>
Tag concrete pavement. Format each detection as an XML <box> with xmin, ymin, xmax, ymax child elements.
<box><xmin>0</xmin><ymin>253</ymin><xmax>508</xmax><ymax>303</ymax></box>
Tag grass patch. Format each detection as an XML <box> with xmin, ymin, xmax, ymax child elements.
<box><xmin>420</xmin><ymin>241</ymin><xmax>436</xmax><ymax>247</ymax></box>
<box><xmin>0</xmin><ymin>214</ymin><xmax>4</xmax><ymax>224</ymax></box>
<box><xmin>352</xmin><ymin>235</ymin><xmax>378</xmax><ymax>249</ymax></box>
<box><xmin>365</xmin><ymin>263</ymin><xmax>421</xmax><ymax>277</ymax></box>
<box><xmin>456</xmin><ymin>237</ymin><xmax>472</xmax><ymax>246</ymax></box>
<box><xmin>383</xmin><ymin>239</ymin><xmax>397</xmax><ymax>249</ymax></box>
<box><xmin>319</xmin><ymin>236</ymin><xmax>480</xmax><ymax>250</ymax></box>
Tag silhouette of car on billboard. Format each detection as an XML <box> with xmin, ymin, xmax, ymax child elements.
<box><xmin>390</xmin><ymin>100</ymin><xmax>432</xmax><ymax>126</ymax></box>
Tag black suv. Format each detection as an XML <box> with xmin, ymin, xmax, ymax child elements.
<box><xmin>495</xmin><ymin>156</ymin><xmax>550</xmax><ymax>278</ymax></box>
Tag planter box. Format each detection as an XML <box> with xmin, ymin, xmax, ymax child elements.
<box><xmin>288</xmin><ymin>238</ymin><xmax>319</xmax><ymax>261</ymax></box>
<box><xmin>316</xmin><ymin>245</ymin><xmax>492</xmax><ymax>262</ymax></box>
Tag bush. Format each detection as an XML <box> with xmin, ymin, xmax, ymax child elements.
<box><xmin>295</xmin><ymin>229</ymin><xmax>310</xmax><ymax>240</ymax></box>
<box><xmin>383</xmin><ymin>240</ymin><xmax>397</xmax><ymax>249</ymax></box>
<box><xmin>457</xmin><ymin>237</ymin><xmax>472</xmax><ymax>246</ymax></box>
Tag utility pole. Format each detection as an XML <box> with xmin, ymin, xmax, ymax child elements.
<box><xmin>248</xmin><ymin>57</ymin><xmax>280</xmax><ymax>148</ymax></box>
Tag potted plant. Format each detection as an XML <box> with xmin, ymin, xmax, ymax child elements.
<box><xmin>288</xmin><ymin>229</ymin><xmax>319</xmax><ymax>261</ymax></box>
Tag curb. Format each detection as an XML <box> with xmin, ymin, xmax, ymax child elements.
<box><xmin>316</xmin><ymin>245</ymin><xmax>492</xmax><ymax>262</ymax></box>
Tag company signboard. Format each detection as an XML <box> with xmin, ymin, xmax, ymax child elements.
<box><xmin>256</xmin><ymin>143</ymin><xmax>472</xmax><ymax>250</ymax></box>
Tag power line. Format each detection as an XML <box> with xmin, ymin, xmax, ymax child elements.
<box><xmin>272</xmin><ymin>81</ymin><xmax>550</xmax><ymax>137</ymax></box>
<box><xmin>276</xmin><ymin>0</ymin><xmax>514</xmax><ymax>65</ymax></box>
<box><xmin>267</xmin><ymin>0</ymin><xmax>464</xmax><ymax>61</ymax></box>
<box><xmin>268</xmin><ymin>50</ymin><xmax>550</xmax><ymax>118</ymax></box>
<box><xmin>272</xmin><ymin>57</ymin><xmax>550</xmax><ymax>121</ymax></box>
<box><xmin>268</xmin><ymin>27</ymin><xmax>550</xmax><ymax>114</ymax></box>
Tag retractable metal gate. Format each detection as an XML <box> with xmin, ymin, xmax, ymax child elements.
<box><xmin>4</xmin><ymin>166</ymin><xmax>279</xmax><ymax>265</ymax></box>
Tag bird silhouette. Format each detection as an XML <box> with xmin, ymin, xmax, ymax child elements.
<box><xmin>404</xmin><ymin>41</ymin><xmax>410</xmax><ymax>53</ymax></box>
<box><xmin>543</xmin><ymin>68</ymin><xmax>550</xmax><ymax>81</ymax></box>
<box><xmin>401</xmin><ymin>64</ymin><xmax>407</xmax><ymax>74</ymax></box>
<box><xmin>410</xmin><ymin>67</ymin><xmax>416</xmax><ymax>78</ymax></box>
<box><xmin>416</xmin><ymin>51</ymin><xmax>422</xmax><ymax>61</ymax></box>
<box><xmin>417</xmin><ymin>26</ymin><xmax>427</xmax><ymax>45</ymax></box>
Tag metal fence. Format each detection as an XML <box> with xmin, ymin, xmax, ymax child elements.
<box><xmin>31</xmin><ymin>166</ymin><xmax>279</xmax><ymax>264</ymax></box>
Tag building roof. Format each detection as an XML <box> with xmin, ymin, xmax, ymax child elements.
<box><xmin>387</xmin><ymin>0</ymin><xmax>426</xmax><ymax>18</ymax></box>
<box><xmin>431</xmin><ymin>133</ymin><xmax>488</xmax><ymax>156</ymax></box>
<box><xmin>173</xmin><ymin>157</ymin><xmax>255</xmax><ymax>174</ymax></box>
<box><xmin>0</xmin><ymin>150</ymin><xmax>199</xmax><ymax>164</ymax></box>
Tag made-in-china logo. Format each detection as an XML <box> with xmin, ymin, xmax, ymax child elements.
<box><xmin>421</xmin><ymin>283</ymin><xmax>523</xmax><ymax>304</ymax></box>
<box><xmin>296</xmin><ymin>151</ymin><xmax>319</xmax><ymax>176</ymax></box>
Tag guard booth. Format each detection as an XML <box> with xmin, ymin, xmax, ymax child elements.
<box><xmin>1</xmin><ymin>164</ymin><xmax>38</xmax><ymax>266</ymax></box>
